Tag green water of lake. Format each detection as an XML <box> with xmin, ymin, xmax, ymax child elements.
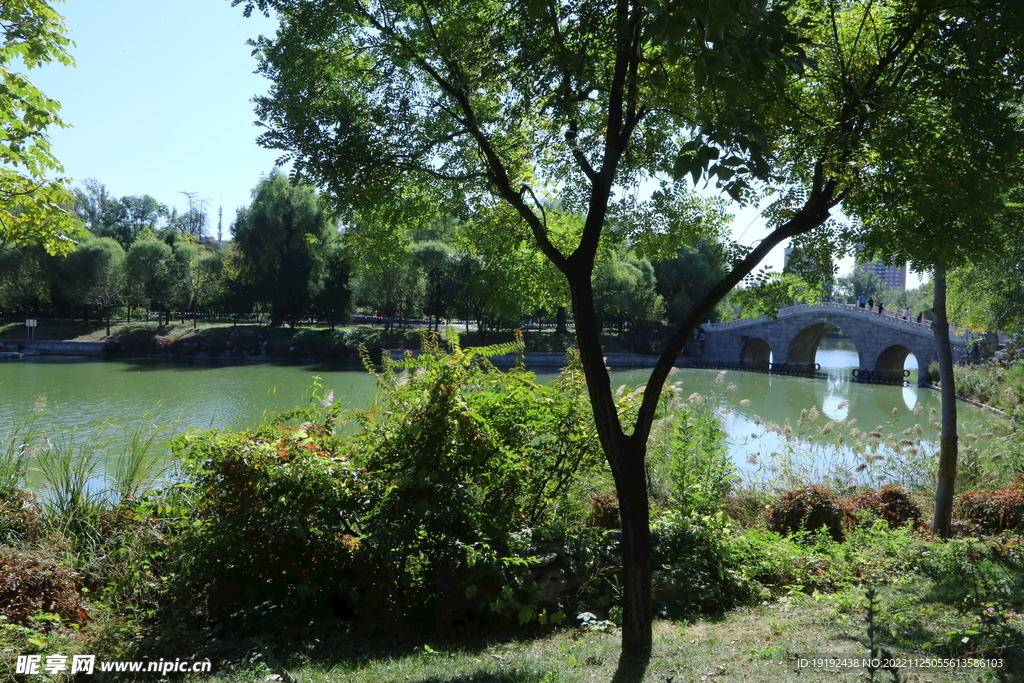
<box><xmin>0</xmin><ymin>340</ymin><xmax>1010</xmax><ymax>490</ymax></box>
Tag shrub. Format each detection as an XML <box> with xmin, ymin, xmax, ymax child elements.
<box><xmin>352</xmin><ymin>333</ymin><xmax>605</xmax><ymax>631</ymax></box>
<box><xmin>0</xmin><ymin>488</ymin><xmax>42</xmax><ymax>545</ymax></box>
<box><xmin>651</xmin><ymin>511</ymin><xmax>755</xmax><ymax>615</ymax></box>
<box><xmin>765</xmin><ymin>484</ymin><xmax>846</xmax><ymax>542</ymax></box>
<box><xmin>585</xmin><ymin>494</ymin><xmax>620</xmax><ymax>528</ymax></box>
<box><xmin>0</xmin><ymin>550</ymin><xmax>85</xmax><ymax>627</ymax></box>
<box><xmin>955</xmin><ymin>478</ymin><xmax>1024</xmax><ymax>532</ymax></box>
<box><xmin>169</xmin><ymin>384</ymin><xmax>363</xmax><ymax>621</ymax></box>
<box><xmin>849</xmin><ymin>485</ymin><xmax>922</xmax><ymax>529</ymax></box>
<box><xmin>722</xmin><ymin>489</ymin><xmax>770</xmax><ymax>527</ymax></box>
<box><xmin>663</xmin><ymin>400</ymin><xmax>734</xmax><ymax>518</ymax></box>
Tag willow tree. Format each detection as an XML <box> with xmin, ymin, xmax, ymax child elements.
<box><xmin>235</xmin><ymin>0</ymin><xmax>1024</xmax><ymax>661</ymax></box>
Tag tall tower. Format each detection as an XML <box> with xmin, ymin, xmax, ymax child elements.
<box><xmin>217</xmin><ymin>203</ymin><xmax>223</xmax><ymax>244</ymax></box>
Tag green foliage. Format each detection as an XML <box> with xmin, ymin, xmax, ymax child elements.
<box><xmin>591</xmin><ymin>251</ymin><xmax>664</xmax><ymax>333</ymax></box>
<box><xmin>169</xmin><ymin>385</ymin><xmax>361</xmax><ymax>617</ymax></box>
<box><xmin>833</xmin><ymin>270</ymin><xmax>885</xmax><ymax>304</ymax></box>
<box><xmin>0</xmin><ymin>0</ymin><xmax>82</xmax><ymax>253</ymax></box>
<box><xmin>652</xmin><ymin>239</ymin><xmax>728</xmax><ymax>325</ymax></box>
<box><xmin>354</xmin><ymin>333</ymin><xmax>604</xmax><ymax>627</ymax></box>
<box><xmin>954</xmin><ymin>361</ymin><xmax>1024</xmax><ymax>418</ymax></box>
<box><xmin>730</xmin><ymin>269</ymin><xmax>822</xmax><ymax>320</ymax></box>
<box><xmin>0</xmin><ymin>243</ymin><xmax>55</xmax><ymax>313</ymax></box>
<box><xmin>231</xmin><ymin>170</ymin><xmax>335</xmax><ymax>326</ymax></box>
<box><xmin>56</xmin><ymin>236</ymin><xmax>125</xmax><ymax>329</ymax></box>
<box><xmin>652</xmin><ymin>511</ymin><xmax>754</xmax><ymax>617</ymax></box>
<box><xmin>655</xmin><ymin>393</ymin><xmax>734</xmax><ymax>518</ymax></box>
<box><xmin>125</xmin><ymin>237</ymin><xmax>175</xmax><ymax>318</ymax></box>
<box><xmin>948</xmin><ymin>195</ymin><xmax>1024</xmax><ymax>333</ymax></box>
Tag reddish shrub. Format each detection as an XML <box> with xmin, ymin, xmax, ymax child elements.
<box><xmin>0</xmin><ymin>550</ymin><xmax>86</xmax><ymax>627</ymax></box>
<box><xmin>849</xmin><ymin>485</ymin><xmax>922</xmax><ymax>529</ymax></box>
<box><xmin>955</xmin><ymin>479</ymin><xmax>1024</xmax><ymax>532</ymax></box>
<box><xmin>765</xmin><ymin>484</ymin><xmax>846</xmax><ymax>541</ymax></box>
<box><xmin>585</xmin><ymin>494</ymin><xmax>620</xmax><ymax>528</ymax></box>
<box><xmin>0</xmin><ymin>488</ymin><xmax>43</xmax><ymax>544</ymax></box>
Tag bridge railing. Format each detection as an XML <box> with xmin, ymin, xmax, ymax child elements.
<box><xmin>706</xmin><ymin>301</ymin><xmax>969</xmax><ymax>341</ymax></box>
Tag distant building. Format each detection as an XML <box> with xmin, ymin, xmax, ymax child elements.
<box><xmin>783</xmin><ymin>246</ymin><xmax>832</xmax><ymax>275</ymax></box>
<box><xmin>856</xmin><ymin>247</ymin><xmax>907</xmax><ymax>290</ymax></box>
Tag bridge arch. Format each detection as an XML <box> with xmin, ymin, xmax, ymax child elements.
<box><xmin>740</xmin><ymin>337</ymin><xmax>772</xmax><ymax>369</ymax></box>
<box><xmin>874</xmin><ymin>344</ymin><xmax>916</xmax><ymax>383</ymax></box>
<box><xmin>786</xmin><ymin>322</ymin><xmax>860</xmax><ymax>374</ymax></box>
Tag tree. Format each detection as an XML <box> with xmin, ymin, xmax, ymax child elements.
<box><xmin>188</xmin><ymin>251</ymin><xmax>225</xmax><ymax>327</ymax></box>
<box><xmin>72</xmin><ymin>179</ymin><xmax>119</xmax><ymax>237</ymax></box>
<box><xmin>0</xmin><ymin>0</ymin><xmax>81</xmax><ymax>252</ymax></box>
<box><xmin>315</xmin><ymin>246</ymin><xmax>351</xmax><ymax>329</ymax></box>
<box><xmin>117</xmin><ymin>194</ymin><xmax>168</xmax><ymax>246</ymax></box>
<box><xmin>653</xmin><ymin>240</ymin><xmax>728</xmax><ymax>325</ymax></box>
<box><xmin>842</xmin><ymin>4</ymin><xmax>1024</xmax><ymax>538</ymax></box>
<box><xmin>351</xmin><ymin>245</ymin><xmax>421</xmax><ymax>330</ymax></box>
<box><xmin>412</xmin><ymin>241</ymin><xmax>454</xmax><ymax>330</ymax></box>
<box><xmin>236</xmin><ymin>0</ymin><xmax>1024</xmax><ymax>661</ymax></box>
<box><xmin>593</xmin><ymin>252</ymin><xmax>663</xmax><ymax>333</ymax></box>
<box><xmin>0</xmin><ymin>243</ymin><xmax>55</xmax><ymax>315</ymax></box>
<box><xmin>175</xmin><ymin>191</ymin><xmax>209</xmax><ymax>239</ymax></box>
<box><xmin>58</xmin><ymin>237</ymin><xmax>126</xmax><ymax>334</ymax></box>
<box><xmin>948</xmin><ymin>194</ymin><xmax>1024</xmax><ymax>333</ymax></box>
<box><xmin>126</xmin><ymin>237</ymin><xmax>175</xmax><ymax>326</ymax></box>
<box><xmin>232</xmin><ymin>171</ymin><xmax>334</xmax><ymax>326</ymax></box>
<box><xmin>833</xmin><ymin>270</ymin><xmax>884</xmax><ymax>305</ymax></box>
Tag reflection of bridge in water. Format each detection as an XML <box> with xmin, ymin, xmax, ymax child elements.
<box><xmin>693</xmin><ymin>302</ymin><xmax>971</xmax><ymax>385</ymax></box>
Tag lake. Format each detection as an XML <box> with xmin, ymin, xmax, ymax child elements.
<box><xmin>0</xmin><ymin>340</ymin><xmax>1008</xmax><ymax>490</ymax></box>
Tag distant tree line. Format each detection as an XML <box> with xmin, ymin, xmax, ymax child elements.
<box><xmin>1</xmin><ymin>172</ymin><xmax>744</xmax><ymax>336</ymax></box>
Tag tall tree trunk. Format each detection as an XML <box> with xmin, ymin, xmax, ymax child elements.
<box><xmin>569</xmin><ymin>273</ymin><xmax>653</xmax><ymax>659</ymax></box>
<box><xmin>931</xmin><ymin>263</ymin><xmax>959</xmax><ymax>538</ymax></box>
<box><xmin>555</xmin><ymin>306</ymin><xmax>568</xmax><ymax>334</ymax></box>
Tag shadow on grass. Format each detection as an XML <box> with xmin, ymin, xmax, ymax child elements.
<box><xmin>132</xmin><ymin>609</ymin><xmax>566</xmax><ymax>681</ymax></box>
<box><xmin>389</xmin><ymin>673</ymin><xmax>552</xmax><ymax>683</ymax></box>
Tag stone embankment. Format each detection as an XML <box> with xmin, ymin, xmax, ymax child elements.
<box><xmin>3</xmin><ymin>340</ymin><xmax>110</xmax><ymax>357</ymax></box>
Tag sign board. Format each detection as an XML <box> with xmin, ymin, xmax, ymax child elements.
<box><xmin>25</xmin><ymin>319</ymin><xmax>36</xmax><ymax>327</ymax></box>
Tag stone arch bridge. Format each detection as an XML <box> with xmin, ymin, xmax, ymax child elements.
<box><xmin>693</xmin><ymin>302</ymin><xmax>972</xmax><ymax>384</ymax></box>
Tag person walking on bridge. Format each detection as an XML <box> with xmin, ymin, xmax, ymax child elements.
<box><xmin>859</xmin><ymin>294</ymin><xmax>867</xmax><ymax>308</ymax></box>
<box><xmin>878</xmin><ymin>301</ymin><xmax>884</xmax><ymax>315</ymax></box>
<box><xmin>867</xmin><ymin>296</ymin><xmax>874</xmax><ymax>310</ymax></box>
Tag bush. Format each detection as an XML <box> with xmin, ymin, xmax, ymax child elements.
<box><xmin>955</xmin><ymin>478</ymin><xmax>1024</xmax><ymax>532</ymax></box>
<box><xmin>169</xmin><ymin>385</ymin><xmax>363</xmax><ymax>622</ymax></box>
<box><xmin>765</xmin><ymin>484</ymin><xmax>846</xmax><ymax>542</ymax></box>
<box><xmin>849</xmin><ymin>485</ymin><xmax>922</xmax><ymax>529</ymax></box>
<box><xmin>651</xmin><ymin>512</ymin><xmax>755</xmax><ymax>615</ymax></box>
<box><xmin>0</xmin><ymin>550</ymin><xmax>85</xmax><ymax>627</ymax></box>
<box><xmin>352</xmin><ymin>333</ymin><xmax>605</xmax><ymax>632</ymax></box>
<box><xmin>585</xmin><ymin>494</ymin><xmax>620</xmax><ymax>529</ymax></box>
<box><xmin>0</xmin><ymin>488</ymin><xmax>42</xmax><ymax>545</ymax></box>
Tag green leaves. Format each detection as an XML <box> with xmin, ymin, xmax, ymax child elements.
<box><xmin>0</xmin><ymin>0</ymin><xmax>81</xmax><ymax>253</ymax></box>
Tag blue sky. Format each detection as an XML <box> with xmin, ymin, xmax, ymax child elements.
<box><xmin>29</xmin><ymin>0</ymin><xmax>885</xmax><ymax>280</ymax></box>
<box><xmin>31</xmin><ymin>0</ymin><xmax>280</xmax><ymax>233</ymax></box>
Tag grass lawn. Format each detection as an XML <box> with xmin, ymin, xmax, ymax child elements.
<box><xmin>188</xmin><ymin>591</ymin><xmax>1018</xmax><ymax>683</ymax></box>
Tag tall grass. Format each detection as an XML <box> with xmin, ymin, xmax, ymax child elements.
<box><xmin>0</xmin><ymin>413</ymin><xmax>37</xmax><ymax>491</ymax></box>
<box><xmin>1</xmin><ymin>404</ymin><xmax>177</xmax><ymax>602</ymax></box>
